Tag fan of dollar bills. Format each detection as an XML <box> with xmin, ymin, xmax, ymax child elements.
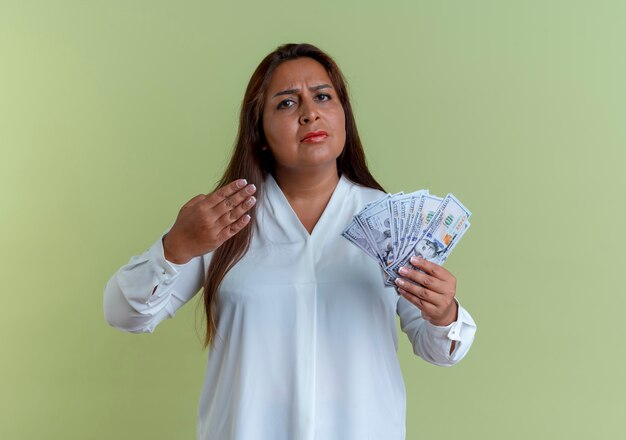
<box><xmin>342</xmin><ymin>191</ymin><xmax>471</xmax><ymax>287</ymax></box>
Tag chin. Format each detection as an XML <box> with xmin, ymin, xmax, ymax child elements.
<box><xmin>301</xmin><ymin>152</ymin><xmax>343</xmax><ymax>168</ymax></box>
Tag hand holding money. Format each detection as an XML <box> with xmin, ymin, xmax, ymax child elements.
<box><xmin>342</xmin><ymin>189</ymin><xmax>471</xmax><ymax>324</ymax></box>
<box><xmin>395</xmin><ymin>256</ymin><xmax>458</xmax><ymax>326</ymax></box>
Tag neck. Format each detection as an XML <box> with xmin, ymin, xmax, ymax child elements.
<box><xmin>274</xmin><ymin>164</ymin><xmax>340</xmax><ymax>203</ymax></box>
<box><xmin>273</xmin><ymin>164</ymin><xmax>341</xmax><ymax>234</ymax></box>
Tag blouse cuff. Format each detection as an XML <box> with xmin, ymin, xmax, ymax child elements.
<box><xmin>425</xmin><ymin>300</ymin><xmax>476</xmax><ymax>336</ymax></box>
<box><xmin>148</xmin><ymin>235</ymin><xmax>186</xmax><ymax>284</ymax></box>
<box><xmin>423</xmin><ymin>300</ymin><xmax>477</xmax><ymax>362</ymax></box>
<box><xmin>117</xmin><ymin>232</ymin><xmax>184</xmax><ymax>310</ymax></box>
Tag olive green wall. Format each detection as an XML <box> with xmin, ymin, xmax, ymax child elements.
<box><xmin>2</xmin><ymin>1</ymin><xmax>625</xmax><ymax>438</ymax></box>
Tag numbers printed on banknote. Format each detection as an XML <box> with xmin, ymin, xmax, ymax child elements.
<box><xmin>343</xmin><ymin>190</ymin><xmax>471</xmax><ymax>288</ymax></box>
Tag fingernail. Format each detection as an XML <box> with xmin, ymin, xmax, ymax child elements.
<box><xmin>246</xmin><ymin>184</ymin><xmax>256</xmax><ymax>194</ymax></box>
<box><xmin>410</xmin><ymin>256</ymin><xmax>421</xmax><ymax>265</ymax></box>
<box><xmin>395</xmin><ymin>278</ymin><xmax>405</xmax><ymax>287</ymax></box>
<box><xmin>245</xmin><ymin>196</ymin><xmax>256</xmax><ymax>206</ymax></box>
<box><xmin>242</xmin><ymin>214</ymin><xmax>251</xmax><ymax>223</ymax></box>
<box><xmin>237</xmin><ymin>179</ymin><xmax>247</xmax><ymax>188</ymax></box>
<box><xmin>399</xmin><ymin>266</ymin><xmax>409</xmax><ymax>275</ymax></box>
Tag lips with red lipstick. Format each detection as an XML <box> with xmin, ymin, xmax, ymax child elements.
<box><xmin>300</xmin><ymin>130</ymin><xmax>328</xmax><ymax>143</ymax></box>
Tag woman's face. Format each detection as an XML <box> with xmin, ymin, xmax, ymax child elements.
<box><xmin>262</xmin><ymin>57</ymin><xmax>346</xmax><ymax>174</ymax></box>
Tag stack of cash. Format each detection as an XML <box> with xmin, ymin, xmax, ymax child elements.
<box><xmin>342</xmin><ymin>191</ymin><xmax>471</xmax><ymax>286</ymax></box>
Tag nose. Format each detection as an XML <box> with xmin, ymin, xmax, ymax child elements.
<box><xmin>298</xmin><ymin>100</ymin><xmax>320</xmax><ymax>125</ymax></box>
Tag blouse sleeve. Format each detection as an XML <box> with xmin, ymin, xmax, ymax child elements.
<box><xmin>103</xmin><ymin>230</ymin><xmax>207</xmax><ymax>333</ymax></box>
<box><xmin>396</xmin><ymin>296</ymin><xmax>477</xmax><ymax>367</ymax></box>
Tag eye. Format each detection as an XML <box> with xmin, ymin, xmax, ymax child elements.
<box><xmin>315</xmin><ymin>93</ymin><xmax>331</xmax><ymax>102</ymax></box>
<box><xmin>277</xmin><ymin>98</ymin><xmax>296</xmax><ymax>110</ymax></box>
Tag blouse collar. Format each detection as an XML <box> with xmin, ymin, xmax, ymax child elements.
<box><xmin>263</xmin><ymin>173</ymin><xmax>350</xmax><ymax>241</ymax></box>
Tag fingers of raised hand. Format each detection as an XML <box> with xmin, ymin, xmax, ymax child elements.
<box><xmin>207</xmin><ymin>179</ymin><xmax>248</xmax><ymax>206</ymax></box>
<box><xmin>216</xmin><ymin>214</ymin><xmax>251</xmax><ymax>243</ymax></box>
<box><xmin>216</xmin><ymin>194</ymin><xmax>256</xmax><ymax>228</ymax></box>
<box><xmin>205</xmin><ymin>179</ymin><xmax>250</xmax><ymax>207</ymax></box>
<box><xmin>211</xmin><ymin>183</ymin><xmax>257</xmax><ymax>217</ymax></box>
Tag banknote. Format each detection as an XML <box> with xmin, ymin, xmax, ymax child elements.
<box><xmin>389</xmin><ymin>195</ymin><xmax>408</xmax><ymax>262</ymax></box>
<box><xmin>355</xmin><ymin>195</ymin><xmax>395</xmax><ymax>266</ymax></box>
<box><xmin>390</xmin><ymin>191</ymin><xmax>427</xmax><ymax>262</ymax></box>
<box><xmin>386</xmin><ymin>193</ymin><xmax>471</xmax><ymax>280</ymax></box>
<box><xmin>343</xmin><ymin>190</ymin><xmax>471</xmax><ymax>287</ymax></box>
<box><xmin>439</xmin><ymin>220</ymin><xmax>470</xmax><ymax>264</ymax></box>
<box><xmin>399</xmin><ymin>194</ymin><xmax>442</xmax><ymax>258</ymax></box>
<box><xmin>342</xmin><ymin>220</ymin><xmax>379</xmax><ymax>262</ymax></box>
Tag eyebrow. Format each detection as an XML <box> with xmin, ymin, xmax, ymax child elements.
<box><xmin>272</xmin><ymin>84</ymin><xmax>333</xmax><ymax>98</ymax></box>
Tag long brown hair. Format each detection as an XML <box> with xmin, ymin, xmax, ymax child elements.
<box><xmin>201</xmin><ymin>43</ymin><xmax>385</xmax><ymax>349</ymax></box>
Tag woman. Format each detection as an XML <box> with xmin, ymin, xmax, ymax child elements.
<box><xmin>104</xmin><ymin>43</ymin><xmax>477</xmax><ymax>440</ymax></box>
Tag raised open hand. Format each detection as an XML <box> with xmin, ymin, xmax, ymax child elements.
<box><xmin>162</xmin><ymin>179</ymin><xmax>257</xmax><ymax>264</ymax></box>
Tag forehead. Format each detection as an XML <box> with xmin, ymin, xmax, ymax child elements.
<box><xmin>266</xmin><ymin>58</ymin><xmax>332</xmax><ymax>93</ymax></box>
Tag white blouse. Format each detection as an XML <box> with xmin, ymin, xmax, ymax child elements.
<box><xmin>104</xmin><ymin>174</ymin><xmax>477</xmax><ymax>440</ymax></box>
